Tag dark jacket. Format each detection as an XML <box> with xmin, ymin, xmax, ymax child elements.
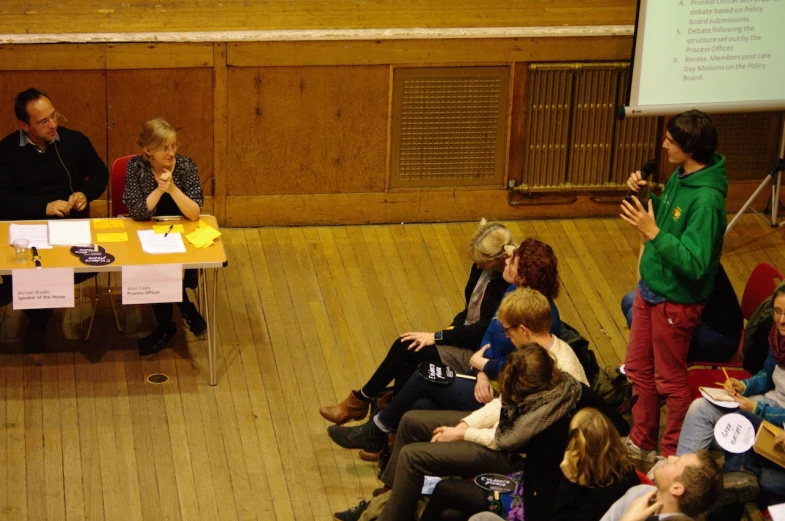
<box><xmin>522</xmin><ymin>385</ymin><xmax>630</xmax><ymax>521</ymax></box>
<box><xmin>0</xmin><ymin>127</ymin><xmax>108</xmax><ymax>220</ymax></box>
<box><xmin>438</xmin><ymin>264</ymin><xmax>509</xmax><ymax>349</ymax></box>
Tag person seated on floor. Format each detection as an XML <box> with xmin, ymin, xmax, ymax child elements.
<box><xmin>417</xmin><ymin>406</ymin><xmax>635</xmax><ymax>521</ymax></box>
<box><xmin>599</xmin><ymin>450</ymin><xmax>722</xmax><ymax>521</ymax></box>
<box><xmin>0</xmin><ymin>87</ymin><xmax>109</xmax><ymax>334</ymax></box>
<box><xmin>670</xmin><ymin>285</ymin><xmax>785</xmax><ymax>469</ymax></box>
<box><xmin>332</xmin><ymin>344</ymin><xmax>598</xmax><ymax>521</ymax></box>
<box><xmin>327</xmin><ymin>282</ymin><xmax>586</xmax><ymax>456</ymax></box>
<box><xmin>320</xmin><ymin>219</ymin><xmax>514</xmax><ymax>425</ymax></box>
<box><xmin>123</xmin><ymin>118</ymin><xmax>206</xmax><ymax>356</ymax></box>
<box><xmin>620</xmin><ymin>263</ymin><xmax>741</xmax><ymax>363</ymax></box>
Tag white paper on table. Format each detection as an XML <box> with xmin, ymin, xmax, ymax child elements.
<box><xmin>8</xmin><ymin>223</ymin><xmax>52</xmax><ymax>249</ymax></box>
<box><xmin>770</xmin><ymin>502</ymin><xmax>785</xmax><ymax>521</ymax></box>
<box><xmin>122</xmin><ymin>264</ymin><xmax>183</xmax><ymax>304</ymax></box>
<box><xmin>47</xmin><ymin>219</ymin><xmax>93</xmax><ymax>246</ymax></box>
<box><xmin>137</xmin><ymin>230</ymin><xmax>186</xmax><ymax>254</ymax></box>
<box><xmin>11</xmin><ymin>267</ymin><xmax>74</xmax><ymax>309</ymax></box>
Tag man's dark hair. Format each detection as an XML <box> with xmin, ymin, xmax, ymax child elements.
<box><xmin>675</xmin><ymin>449</ymin><xmax>723</xmax><ymax>517</ymax></box>
<box><xmin>14</xmin><ymin>88</ymin><xmax>50</xmax><ymax>123</ymax></box>
<box><xmin>666</xmin><ymin>109</ymin><xmax>718</xmax><ymax>164</ymax></box>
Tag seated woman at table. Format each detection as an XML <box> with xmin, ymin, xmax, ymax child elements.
<box><xmin>123</xmin><ymin>118</ymin><xmax>206</xmax><ymax>356</ymax></box>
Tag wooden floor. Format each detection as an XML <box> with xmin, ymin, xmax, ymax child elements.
<box><xmin>1</xmin><ymin>213</ymin><xmax>784</xmax><ymax>521</ymax></box>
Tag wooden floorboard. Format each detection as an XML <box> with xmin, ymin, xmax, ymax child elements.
<box><xmin>1</xmin><ymin>214</ymin><xmax>780</xmax><ymax>520</ymax></box>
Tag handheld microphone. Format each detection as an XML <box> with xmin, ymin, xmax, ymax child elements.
<box><xmin>624</xmin><ymin>159</ymin><xmax>657</xmax><ymax>205</ymax></box>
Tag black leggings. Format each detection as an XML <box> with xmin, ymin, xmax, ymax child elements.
<box><xmin>361</xmin><ymin>337</ymin><xmax>441</xmax><ymax>397</ymax></box>
<box><xmin>151</xmin><ymin>270</ymin><xmax>196</xmax><ymax>328</ymax></box>
<box><xmin>419</xmin><ymin>479</ymin><xmax>487</xmax><ymax>521</ymax></box>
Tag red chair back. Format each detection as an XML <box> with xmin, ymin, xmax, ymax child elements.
<box><xmin>110</xmin><ymin>155</ymin><xmax>135</xmax><ymax>217</ymax></box>
<box><xmin>741</xmin><ymin>263</ymin><xmax>784</xmax><ymax>320</ymax></box>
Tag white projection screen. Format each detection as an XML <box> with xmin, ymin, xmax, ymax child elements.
<box><xmin>623</xmin><ymin>0</ymin><xmax>785</xmax><ymax>118</ymax></box>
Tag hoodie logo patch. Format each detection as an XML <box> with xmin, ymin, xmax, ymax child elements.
<box><xmin>673</xmin><ymin>206</ymin><xmax>682</xmax><ymax>221</ymax></box>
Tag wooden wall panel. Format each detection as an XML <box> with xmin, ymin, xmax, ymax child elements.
<box><xmin>106</xmin><ymin>43</ymin><xmax>214</xmax><ymax>69</ymax></box>
<box><xmin>0</xmin><ymin>1</ymin><xmax>636</xmax><ymax>34</ymax></box>
<box><xmin>0</xmin><ymin>45</ymin><xmax>105</xmax><ymax>71</ymax></box>
<box><xmin>0</xmin><ymin>71</ymin><xmax>109</xmax><ymax>208</ymax></box>
<box><xmin>106</xmin><ymin>69</ymin><xmax>214</xmax><ymax>196</ymax></box>
<box><xmin>228</xmin><ymin>37</ymin><xmax>633</xmax><ymax>67</ymax></box>
<box><xmin>226</xmin><ymin>66</ymin><xmax>389</xmax><ymax>196</ymax></box>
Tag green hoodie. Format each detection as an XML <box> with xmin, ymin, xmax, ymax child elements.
<box><xmin>640</xmin><ymin>152</ymin><xmax>727</xmax><ymax>304</ymax></box>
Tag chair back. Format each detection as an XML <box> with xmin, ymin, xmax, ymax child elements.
<box><xmin>635</xmin><ymin>469</ymin><xmax>654</xmax><ymax>486</ymax></box>
<box><xmin>110</xmin><ymin>155</ymin><xmax>135</xmax><ymax>217</ymax></box>
<box><xmin>741</xmin><ymin>263</ymin><xmax>785</xmax><ymax>320</ymax></box>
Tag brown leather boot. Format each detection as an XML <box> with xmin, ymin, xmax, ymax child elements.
<box><xmin>319</xmin><ymin>391</ymin><xmax>370</xmax><ymax>425</ymax></box>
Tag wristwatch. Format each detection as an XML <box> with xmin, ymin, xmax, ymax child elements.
<box><xmin>434</xmin><ymin>331</ymin><xmax>443</xmax><ymax>343</ymax></box>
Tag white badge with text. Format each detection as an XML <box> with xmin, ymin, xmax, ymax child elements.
<box><xmin>11</xmin><ymin>267</ymin><xmax>75</xmax><ymax>309</ymax></box>
<box><xmin>122</xmin><ymin>264</ymin><xmax>183</xmax><ymax>304</ymax></box>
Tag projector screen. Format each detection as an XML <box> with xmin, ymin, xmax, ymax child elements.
<box><xmin>624</xmin><ymin>0</ymin><xmax>785</xmax><ymax>117</ymax></box>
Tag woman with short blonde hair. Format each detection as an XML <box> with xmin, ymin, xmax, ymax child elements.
<box><xmin>123</xmin><ymin>118</ymin><xmax>206</xmax><ymax>356</ymax></box>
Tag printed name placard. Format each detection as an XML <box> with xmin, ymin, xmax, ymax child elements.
<box><xmin>11</xmin><ymin>267</ymin><xmax>75</xmax><ymax>309</ymax></box>
<box><xmin>122</xmin><ymin>264</ymin><xmax>183</xmax><ymax>304</ymax></box>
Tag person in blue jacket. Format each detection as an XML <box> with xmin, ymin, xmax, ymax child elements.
<box><xmin>674</xmin><ymin>286</ymin><xmax>785</xmax><ymax>460</ymax></box>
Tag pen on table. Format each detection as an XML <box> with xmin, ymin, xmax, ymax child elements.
<box><xmin>164</xmin><ymin>224</ymin><xmax>173</xmax><ymax>237</ymax></box>
<box><xmin>31</xmin><ymin>246</ymin><xmax>41</xmax><ymax>268</ymax></box>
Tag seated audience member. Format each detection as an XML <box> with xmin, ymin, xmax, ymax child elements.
<box><xmin>123</xmin><ymin>118</ymin><xmax>206</xmax><ymax>355</ymax></box>
<box><xmin>0</xmin><ymin>87</ymin><xmax>109</xmax><ymax>331</ymax></box>
<box><xmin>327</xmin><ymin>283</ymin><xmax>585</xmax><ymax>454</ymax></box>
<box><xmin>333</xmin><ymin>345</ymin><xmax>583</xmax><ymax>521</ymax></box>
<box><xmin>673</xmin><ymin>286</ymin><xmax>785</xmax><ymax>463</ymax></box>
<box><xmin>320</xmin><ymin>219</ymin><xmax>513</xmax><ymax>425</ymax></box>
<box><xmin>418</xmin><ymin>407</ymin><xmax>635</xmax><ymax>521</ymax></box>
<box><xmin>620</xmin><ymin>263</ymin><xmax>741</xmax><ymax>363</ymax></box>
<box><xmin>599</xmin><ymin>451</ymin><xmax>722</xmax><ymax>521</ymax></box>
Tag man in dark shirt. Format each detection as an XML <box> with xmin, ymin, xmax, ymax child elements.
<box><xmin>0</xmin><ymin>87</ymin><xmax>108</xmax><ymax>219</ymax></box>
<box><xmin>0</xmin><ymin>88</ymin><xmax>109</xmax><ymax>333</ymax></box>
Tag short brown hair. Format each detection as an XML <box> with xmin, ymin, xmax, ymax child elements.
<box><xmin>498</xmin><ymin>344</ymin><xmax>560</xmax><ymax>404</ymax></box>
<box><xmin>676</xmin><ymin>449</ymin><xmax>723</xmax><ymax>517</ymax></box>
<box><xmin>565</xmin><ymin>408</ymin><xmax>634</xmax><ymax>487</ymax></box>
<box><xmin>497</xmin><ymin>287</ymin><xmax>552</xmax><ymax>335</ymax></box>
<box><xmin>468</xmin><ymin>218</ymin><xmax>513</xmax><ymax>264</ymax></box>
<box><xmin>510</xmin><ymin>238</ymin><xmax>560</xmax><ymax>300</ymax></box>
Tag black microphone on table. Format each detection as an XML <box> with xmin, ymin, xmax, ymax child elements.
<box><xmin>624</xmin><ymin>159</ymin><xmax>657</xmax><ymax>205</ymax></box>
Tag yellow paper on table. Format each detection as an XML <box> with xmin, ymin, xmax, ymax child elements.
<box><xmin>153</xmin><ymin>224</ymin><xmax>185</xmax><ymax>234</ymax></box>
<box><xmin>93</xmin><ymin>219</ymin><xmax>126</xmax><ymax>229</ymax></box>
<box><xmin>97</xmin><ymin>232</ymin><xmax>129</xmax><ymax>242</ymax></box>
<box><xmin>185</xmin><ymin>219</ymin><xmax>222</xmax><ymax>248</ymax></box>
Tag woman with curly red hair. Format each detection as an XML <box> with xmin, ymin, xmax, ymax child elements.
<box><xmin>327</xmin><ymin>239</ymin><xmax>576</xmax><ymax>454</ymax></box>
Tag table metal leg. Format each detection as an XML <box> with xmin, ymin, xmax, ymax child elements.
<box><xmin>200</xmin><ymin>268</ymin><xmax>219</xmax><ymax>386</ymax></box>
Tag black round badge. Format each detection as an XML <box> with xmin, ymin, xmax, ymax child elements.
<box><xmin>418</xmin><ymin>361</ymin><xmax>455</xmax><ymax>385</ymax></box>
<box><xmin>78</xmin><ymin>252</ymin><xmax>115</xmax><ymax>266</ymax></box>
<box><xmin>71</xmin><ymin>245</ymin><xmax>115</xmax><ymax>266</ymax></box>
<box><xmin>70</xmin><ymin>245</ymin><xmax>106</xmax><ymax>256</ymax></box>
<box><xmin>474</xmin><ymin>474</ymin><xmax>517</xmax><ymax>493</ymax></box>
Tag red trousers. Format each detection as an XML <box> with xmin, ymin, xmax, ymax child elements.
<box><xmin>625</xmin><ymin>290</ymin><xmax>704</xmax><ymax>457</ymax></box>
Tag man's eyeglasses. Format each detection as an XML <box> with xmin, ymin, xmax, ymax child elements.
<box><xmin>35</xmin><ymin>111</ymin><xmax>66</xmax><ymax>127</ymax></box>
<box><xmin>501</xmin><ymin>324</ymin><xmax>520</xmax><ymax>336</ymax></box>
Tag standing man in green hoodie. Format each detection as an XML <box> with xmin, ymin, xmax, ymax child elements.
<box><xmin>619</xmin><ymin>109</ymin><xmax>727</xmax><ymax>461</ymax></box>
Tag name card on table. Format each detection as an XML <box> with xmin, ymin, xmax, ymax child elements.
<box><xmin>11</xmin><ymin>267</ymin><xmax>75</xmax><ymax>309</ymax></box>
<box><xmin>122</xmin><ymin>264</ymin><xmax>183</xmax><ymax>304</ymax></box>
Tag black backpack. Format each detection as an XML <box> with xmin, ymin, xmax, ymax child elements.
<box><xmin>559</xmin><ymin>321</ymin><xmax>600</xmax><ymax>387</ymax></box>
